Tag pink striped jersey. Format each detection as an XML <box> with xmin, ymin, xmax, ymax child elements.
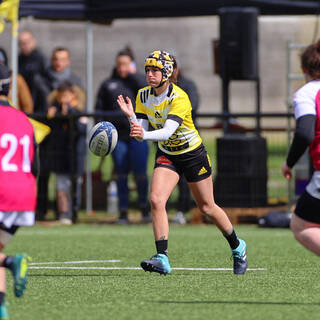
<box><xmin>0</xmin><ymin>101</ymin><xmax>36</xmax><ymax>211</ymax></box>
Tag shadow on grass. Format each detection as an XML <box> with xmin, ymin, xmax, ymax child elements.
<box><xmin>150</xmin><ymin>300</ymin><xmax>320</xmax><ymax>306</ymax></box>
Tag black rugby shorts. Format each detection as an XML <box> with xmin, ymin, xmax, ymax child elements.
<box><xmin>154</xmin><ymin>144</ymin><xmax>212</xmax><ymax>182</ymax></box>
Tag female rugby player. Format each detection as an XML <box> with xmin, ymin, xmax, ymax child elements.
<box><xmin>117</xmin><ymin>50</ymin><xmax>247</xmax><ymax>275</ymax></box>
<box><xmin>282</xmin><ymin>39</ymin><xmax>320</xmax><ymax>256</ymax></box>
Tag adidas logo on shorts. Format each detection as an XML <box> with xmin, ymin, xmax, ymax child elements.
<box><xmin>198</xmin><ymin>166</ymin><xmax>207</xmax><ymax>175</ymax></box>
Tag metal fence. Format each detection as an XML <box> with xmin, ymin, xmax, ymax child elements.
<box><xmin>31</xmin><ymin>112</ymin><xmax>298</xmax><ymax>222</ymax></box>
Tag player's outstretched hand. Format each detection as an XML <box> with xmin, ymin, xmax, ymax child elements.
<box><xmin>117</xmin><ymin>95</ymin><xmax>134</xmax><ymax>117</ymax></box>
<box><xmin>281</xmin><ymin>162</ymin><xmax>292</xmax><ymax>179</ymax></box>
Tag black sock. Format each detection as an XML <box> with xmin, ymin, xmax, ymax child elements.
<box><xmin>155</xmin><ymin>240</ymin><xmax>168</xmax><ymax>256</ymax></box>
<box><xmin>119</xmin><ymin>210</ymin><xmax>128</xmax><ymax>220</ymax></box>
<box><xmin>2</xmin><ymin>256</ymin><xmax>13</xmax><ymax>270</ymax></box>
<box><xmin>223</xmin><ymin>229</ymin><xmax>240</xmax><ymax>250</ymax></box>
<box><xmin>0</xmin><ymin>292</ymin><xmax>5</xmax><ymax>305</ymax></box>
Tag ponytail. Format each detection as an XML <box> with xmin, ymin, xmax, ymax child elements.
<box><xmin>169</xmin><ymin>56</ymin><xmax>178</xmax><ymax>84</ymax></box>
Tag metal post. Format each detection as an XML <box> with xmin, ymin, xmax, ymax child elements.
<box><xmin>85</xmin><ymin>21</ymin><xmax>93</xmax><ymax>215</ymax></box>
<box><xmin>11</xmin><ymin>20</ymin><xmax>18</xmax><ymax>106</ymax></box>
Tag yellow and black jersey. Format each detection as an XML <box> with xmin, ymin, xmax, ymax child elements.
<box><xmin>135</xmin><ymin>83</ymin><xmax>202</xmax><ymax>155</ymax></box>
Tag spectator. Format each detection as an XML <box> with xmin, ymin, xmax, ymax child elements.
<box><xmin>95</xmin><ymin>46</ymin><xmax>151</xmax><ymax>224</ymax></box>
<box><xmin>33</xmin><ymin>47</ymin><xmax>83</xmax><ymax>113</ymax></box>
<box><xmin>47</xmin><ymin>81</ymin><xmax>87</xmax><ymax>225</ymax></box>
<box><xmin>0</xmin><ymin>47</ymin><xmax>33</xmax><ymax>114</ymax></box>
<box><xmin>18</xmin><ymin>30</ymin><xmax>47</xmax><ymax>100</ymax></box>
<box><xmin>34</xmin><ymin>47</ymin><xmax>84</xmax><ymax>221</ymax></box>
<box><xmin>172</xmin><ymin>68</ymin><xmax>200</xmax><ymax>224</ymax></box>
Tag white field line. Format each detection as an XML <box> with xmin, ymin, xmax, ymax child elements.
<box><xmin>30</xmin><ymin>260</ymin><xmax>121</xmax><ymax>265</ymax></box>
<box><xmin>29</xmin><ymin>266</ymin><xmax>266</xmax><ymax>271</ymax></box>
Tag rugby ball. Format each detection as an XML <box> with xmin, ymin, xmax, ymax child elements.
<box><xmin>88</xmin><ymin>121</ymin><xmax>118</xmax><ymax>156</ymax></box>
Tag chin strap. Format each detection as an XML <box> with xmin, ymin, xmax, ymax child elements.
<box><xmin>156</xmin><ymin>80</ymin><xmax>167</xmax><ymax>88</ymax></box>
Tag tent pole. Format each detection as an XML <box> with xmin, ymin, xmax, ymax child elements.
<box><xmin>86</xmin><ymin>20</ymin><xmax>94</xmax><ymax>215</ymax></box>
<box><xmin>11</xmin><ymin>21</ymin><xmax>18</xmax><ymax>106</ymax></box>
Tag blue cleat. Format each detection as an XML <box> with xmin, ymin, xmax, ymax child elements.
<box><xmin>141</xmin><ymin>254</ymin><xmax>171</xmax><ymax>275</ymax></box>
<box><xmin>10</xmin><ymin>254</ymin><xmax>31</xmax><ymax>297</ymax></box>
<box><xmin>232</xmin><ymin>239</ymin><xmax>247</xmax><ymax>275</ymax></box>
<box><xmin>0</xmin><ymin>303</ymin><xmax>9</xmax><ymax>319</ymax></box>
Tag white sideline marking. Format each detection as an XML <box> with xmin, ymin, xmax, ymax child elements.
<box><xmin>29</xmin><ymin>266</ymin><xmax>266</xmax><ymax>271</ymax></box>
<box><xmin>30</xmin><ymin>260</ymin><xmax>121</xmax><ymax>265</ymax></box>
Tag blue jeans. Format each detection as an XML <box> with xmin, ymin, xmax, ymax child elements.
<box><xmin>112</xmin><ymin>139</ymin><xmax>149</xmax><ymax>211</ymax></box>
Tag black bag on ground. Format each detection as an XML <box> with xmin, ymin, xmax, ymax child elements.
<box><xmin>258</xmin><ymin>212</ymin><xmax>292</xmax><ymax>228</ymax></box>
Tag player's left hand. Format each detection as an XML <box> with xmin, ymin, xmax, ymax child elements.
<box><xmin>130</xmin><ymin>121</ymin><xmax>144</xmax><ymax>140</ymax></box>
<box><xmin>281</xmin><ymin>162</ymin><xmax>292</xmax><ymax>179</ymax></box>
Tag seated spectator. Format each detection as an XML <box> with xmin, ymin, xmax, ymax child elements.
<box><xmin>0</xmin><ymin>47</ymin><xmax>33</xmax><ymax>114</ymax></box>
<box><xmin>18</xmin><ymin>30</ymin><xmax>47</xmax><ymax>100</ymax></box>
<box><xmin>47</xmin><ymin>81</ymin><xmax>87</xmax><ymax>225</ymax></box>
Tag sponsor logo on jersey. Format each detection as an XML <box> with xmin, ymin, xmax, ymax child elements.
<box><xmin>156</xmin><ymin>156</ymin><xmax>172</xmax><ymax>165</ymax></box>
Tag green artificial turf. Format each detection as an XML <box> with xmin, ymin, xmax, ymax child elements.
<box><xmin>3</xmin><ymin>224</ymin><xmax>320</xmax><ymax>320</ymax></box>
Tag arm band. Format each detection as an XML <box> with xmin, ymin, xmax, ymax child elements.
<box><xmin>286</xmin><ymin>114</ymin><xmax>316</xmax><ymax>168</ymax></box>
<box><xmin>143</xmin><ymin>119</ymin><xmax>180</xmax><ymax>141</ymax></box>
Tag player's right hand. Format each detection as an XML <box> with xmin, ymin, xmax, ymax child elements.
<box><xmin>117</xmin><ymin>95</ymin><xmax>134</xmax><ymax>117</ymax></box>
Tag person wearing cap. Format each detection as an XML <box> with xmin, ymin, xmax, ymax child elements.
<box><xmin>95</xmin><ymin>46</ymin><xmax>151</xmax><ymax>224</ymax></box>
<box><xmin>117</xmin><ymin>50</ymin><xmax>248</xmax><ymax>275</ymax></box>
<box><xmin>0</xmin><ymin>64</ymin><xmax>36</xmax><ymax>319</ymax></box>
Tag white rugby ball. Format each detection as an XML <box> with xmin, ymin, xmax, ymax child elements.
<box><xmin>88</xmin><ymin>121</ymin><xmax>118</xmax><ymax>156</ymax></box>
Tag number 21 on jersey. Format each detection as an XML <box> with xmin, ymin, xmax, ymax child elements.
<box><xmin>0</xmin><ymin>133</ymin><xmax>31</xmax><ymax>172</ymax></box>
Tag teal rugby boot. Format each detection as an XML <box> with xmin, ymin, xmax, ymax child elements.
<box><xmin>232</xmin><ymin>239</ymin><xmax>247</xmax><ymax>275</ymax></box>
<box><xmin>141</xmin><ymin>254</ymin><xmax>171</xmax><ymax>275</ymax></box>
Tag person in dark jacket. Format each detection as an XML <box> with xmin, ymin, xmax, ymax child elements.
<box><xmin>95</xmin><ymin>47</ymin><xmax>150</xmax><ymax>224</ymax></box>
<box><xmin>48</xmin><ymin>81</ymin><xmax>87</xmax><ymax>225</ymax></box>
<box><xmin>18</xmin><ymin>30</ymin><xmax>47</xmax><ymax>101</ymax></box>
<box><xmin>34</xmin><ymin>47</ymin><xmax>84</xmax><ymax>221</ymax></box>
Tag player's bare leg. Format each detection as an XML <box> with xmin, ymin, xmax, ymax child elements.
<box><xmin>141</xmin><ymin>167</ymin><xmax>179</xmax><ymax>275</ymax></box>
<box><xmin>189</xmin><ymin>176</ymin><xmax>247</xmax><ymax>274</ymax></box>
<box><xmin>290</xmin><ymin>214</ymin><xmax>320</xmax><ymax>256</ymax></box>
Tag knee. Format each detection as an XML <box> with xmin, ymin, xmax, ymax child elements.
<box><xmin>198</xmin><ymin>203</ymin><xmax>214</xmax><ymax>216</ymax></box>
<box><xmin>150</xmin><ymin>192</ymin><xmax>166</xmax><ymax>212</ymax></box>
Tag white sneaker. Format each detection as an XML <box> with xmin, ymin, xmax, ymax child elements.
<box><xmin>172</xmin><ymin>211</ymin><xmax>186</xmax><ymax>225</ymax></box>
<box><xmin>59</xmin><ymin>218</ymin><xmax>72</xmax><ymax>225</ymax></box>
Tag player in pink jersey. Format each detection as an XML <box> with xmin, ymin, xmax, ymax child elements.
<box><xmin>282</xmin><ymin>39</ymin><xmax>320</xmax><ymax>256</ymax></box>
<box><xmin>0</xmin><ymin>64</ymin><xmax>36</xmax><ymax>319</ymax></box>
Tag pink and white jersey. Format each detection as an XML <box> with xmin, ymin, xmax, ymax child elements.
<box><xmin>293</xmin><ymin>80</ymin><xmax>320</xmax><ymax>170</ymax></box>
<box><xmin>0</xmin><ymin>102</ymin><xmax>36</xmax><ymax>211</ymax></box>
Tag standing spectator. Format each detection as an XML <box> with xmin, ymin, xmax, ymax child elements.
<box><xmin>18</xmin><ymin>30</ymin><xmax>47</xmax><ymax>100</ymax></box>
<box><xmin>47</xmin><ymin>81</ymin><xmax>87</xmax><ymax>225</ymax></box>
<box><xmin>95</xmin><ymin>47</ymin><xmax>150</xmax><ymax>224</ymax></box>
<box><xmin>34</xmin><ymin>47</ymin><xmax>84</xmax><ymax>221</ymax></box>
<box><xmin>33</xmin><ymin>47</ymin><xmax>83</xmax><ymax>113</ymax></box>
<box><xmin>0</xmin><ymin>64</ymin><xmax>35</xmax><ymax>318</ymax></box>
<box><xmin>0</xmin><ymin>47</ymin><xmax>33</xmax><ymax>114</ymax></box>
<box><xmin>172</xmin><ymin>68</ymin><xmax>200</xmax><ymax>224</ymax></box>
